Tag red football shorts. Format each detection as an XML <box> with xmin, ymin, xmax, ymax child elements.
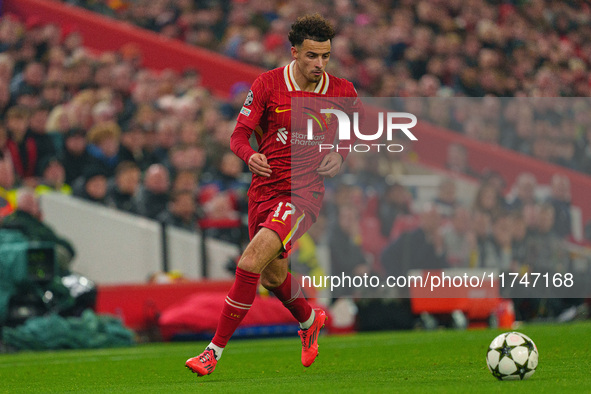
<box><xmin>248</xmin><ymin>194</ymin><xmax>319</xmax><ymax>259</ymax></box>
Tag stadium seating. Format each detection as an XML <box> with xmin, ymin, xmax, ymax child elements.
<box><xmin>3</xmin><ymin>0</ymin><xmax>590</xmax><ymax>331</ymax></box>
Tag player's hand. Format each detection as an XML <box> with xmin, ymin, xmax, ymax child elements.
<box><xmin>317</xmin><ymin>152</ymin><xmax>343</xmax><ymax>178</ymax></box>
<box><xmin>248</xmin><ymin>153</ymin><xmax>272</xmax><ymax>177</ymax></box>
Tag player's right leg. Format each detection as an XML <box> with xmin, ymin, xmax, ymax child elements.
<box><xmin>186</xmin><ymin>227</ymin><xmax>283</xmax><ymax>376</ymax></box>
<box><xmin>258</xmin><ymin>195</ymin><xmax>327</xmax><ymax>367</ymax></box>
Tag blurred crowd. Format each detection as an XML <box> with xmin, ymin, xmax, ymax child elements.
<box><xmin>403</xmin><ymin>97</ymin><xmax>591</xmax><ymax>174</ymax></box>
<box><xmin>67</xmin><ymin>0</ymin><xmax>591</xmax><ymax>97</ymax></box>
<box><xmin>0</xmin><ymin>4</ymin><xmax>589</xmax><ymax>323</ymax></box>
<box><xmin>0</xmin><ymin>14</ymin><xmax>250</xmax><ymax>246</ymax></box>
<box><xmin>312</xmin><ymin>166</ymin><xmax>588</xmax><ymax>321</ymax></box>
<box><xmin>62</xmin><ymin>0</ymin><xmax>591</xmax><ymax>176</ymax></box>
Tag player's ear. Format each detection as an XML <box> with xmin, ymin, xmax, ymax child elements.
<box><xmin>291</xmin><ymin>46</ymin><xmax>298</xmax><ymax>59</ymax></box>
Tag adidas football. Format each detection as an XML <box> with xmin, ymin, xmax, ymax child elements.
<box><xmin>486</xmin><ymin>332</ymin><xmax>538</xmax><ymax>380</ymax></box>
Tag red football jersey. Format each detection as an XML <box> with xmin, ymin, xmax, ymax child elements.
<box><xmin>236</xmin><ymin>60</ymin><xmax>359</xmax><ymax>207</ymax></box>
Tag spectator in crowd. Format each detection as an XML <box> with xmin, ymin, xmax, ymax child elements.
<box><xmin>40</xmin><ymin>80</ymin><xmax>65</xmax><ymax>107</ymax></box>
<box><xmin>118</xmin><ymin>122</ymin><xmax>154</xmax><ymax>171</ymax></box>
<box><xmin>445</xmin><ymin>143</ymin><xmax>478</xmax><ymax>178</ymax></box>
<box><xmin>473</xmin><ymin>209</ymin><xmax>492</xmax><ymax>266</ymax></box>
<box><xmin>105</xmin><ymin>161</ymin><xmax>141</xmax><ymax>214</ymax></box>
<box><xmin>441</xmin><ymin>206</ymin><xmax>476</xmax><ymax>268</ymax></box>
<box><xmin>523</xmin><ymin>202</ymin><xmax>574</xmax><ymax>318</ymax></box>
<box><xmin>509</xmin><ymin>209</ymin><xmax>539</xmax><ymax>320</ymax></box>
<box><xmin>206</xmin><ymin>151</ymin><xmax>248</xmax><ymax>193</ymax></box>
<box><xmin>91</xmin><ymin>100</ymin><xmax>117</xmax><ymax>125</ymax></box>
<box><xmin>577</xmin><ymin>128</ymin><xmax>591</xmax><ymax>175</ymax></box>
<box><xmin>178</xmin><ymin>121</ymin><xmax>202</xmax><ymax>146</ymax></box>
<box><xmin>0</xmin><ymin>77</ymin><xmax>11</xmax><ymax>118</ymax></box>
<box><xmin>324</xmin><ymin>182</ymin><xmax>365</xmax><ymax>229</ymax></box>
<box><xmin>35</xmin><ymin>156</ymin><xmax>72</xmax><ymax>196</ymax></box>
<box><xmin>2</xmin><ymin>187</ymin><xmax>75</xmax><ymax>271</ymax></box>
<box><xmin>477</xmin><ymin>212</ymin><xmax>514</xmax><ymax>272</ymax></box>
<box><xmin>376</xmin><ymin>182</ymin><xmax>410</xmax><ymax>238</ymax></box>
<box><xmin>381</xmin><ymin>203</ymin><xmax>447</xmax><ymax>281</ymax></box>
<box><xmin>328</xmin><ymin>204</ymin><xmax>370</xmax><ymax>299</ymax></box>
<box><xmin>506</xmin><ymin>172</ymin><xmax>538</xmax><ymax>211</ymax></box>
<box><xmin>204</xmin><ymin>118</ymin><xmax>235</xmax><ymax>168</ymax></box>
<box><xmin>134</xmin><ymin>163</ymin><xmax>170</xmax><ymax>220</ymax></box>
<box><xmin>61</xmin><ymin>26</ymin><xmax>84</xmax><ymax>57</ymax></box>
<box><xmin>480</xmin><ymin>169</ymin><xmax>506</xmax><ymax>196</ymax></box>
<box><xmin>200</xmin><ymin>151</ymin><xmax>248</xmax><ymax>215</ymax></box>
<box><xmin>15</xmin><ymin>85</ymin><xmax>42</xmax><ymax>109</ymax></box>
<box><xmin>157</xmin><ymin>190</ymin><xmax>199</xmax><ymax>231</ymax></box>
<box><xmin>61</xmin><ymin>127</ymin><xmax>90</xmax><ymax>186</ymax></box>
<box><xmin>151</xmin><ymin>116</ymin><xmax>179</xmax><ymax>165</ymax></box>
<box><xmin>526</xmin><ymin>203</ymin><xmax>569</xmax><ymax>275</ymax></box>
<box><xmin>10</xmin><ymin>61</ymin><xmax>45</xmax><ymax>100</ymax></box>
<box><xmin>0</xmin><ymin>45</ymin><xmax>14</xmax><ymax>72</ymax></box>
<box><xmin>85</xmin><ymin>121</ymin><xmax>122</xmax><ymax>178</ymax></box>
<box><xmin>473</xmin><ymin>180</ymin><xmax>505</xmax><ymax>218</ymax></box>
<box><xmin>353</xmin><ymin>154</ymin><xmax>391</xmax><ymax>193</ymax></box>
<box><xmin>73</xmin><ymin>165</ymin><xmax>108</xmax><ymax>205</ymax></box>
<box><xmin>110</xmin><ymin>63</ymin><xmax>137</xmax><ymax>128</ymax></box>
<box><xmin>0</xmin><ymin>123</ymin><xmax>6</xmax><ymax>151</ymax></box>
<box><xmin>433</xmin><ymin>178</ymin><xmax>458</xmax><ymax>218</ymax></box>
<box><xmin>521</xmin><ymin>202</ymin><xmax>541</xmax><ymax>237</ymax></box>
<box><xmin>28</xmin><ymin>105</ymin><xmax>58</xmax><ymax>175</ymax></box>
<box><xmin>45</xmin><ymin>105</ymin><xmax>70</xmax><ymax>134</ymax></box>
<box><xmin>172</xmin><ymin>169</ymin><xmax>199</xmax><ymax>194</ymax></box>
<box><xmin>166</xmin><ymin>143</ymin><xmax>206</xmax><ymax>180</ymax></box>
<box><xmin>4</xmin><ymin>106</ymin><xmax>38</xmax><ymax>182</ymax></box>
<box><xmin>0</xmin><ymin>52</ymin><xmax>15</xmax><ymax>86</ymax></box>
<box><xmin>547</xmin><ymin>173</ymin><xmax>573</xmax><ymax>238</ymax></box>
<box><xmin>219</xmin><ymin>81</ymin><xmax>250</xmax><ymax>120</ymax></box>
<box><xmin>500</xmin><ymin>102</ymin><xmax>535</xmax><ymax>155</ymax></box>
<box><xmin>507</xmin><ymin>210</ymin><xmax>531</xmax><ymax>270</ymax></box>
<box><xmin>0</xmin><ymin>150</ymin><xmax>16</xmax><ymax>216</ymax></box>
<box><xmin>176</xmin><ymin>68</ymin><xmax>202</xmax><ymax>96</ymax></box>
<box><xmin>200</xmin><ymin>191</ymin><xmax>242</xmax><ymax>245</ymax></box>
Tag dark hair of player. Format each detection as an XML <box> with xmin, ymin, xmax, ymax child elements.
<box><xmin>288</xmin><ymin>14</ymin><xmax>335</xmax><ymax>47</ymax></box>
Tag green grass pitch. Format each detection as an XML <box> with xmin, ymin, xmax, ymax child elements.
<box><xmin>1</xmin><ymin>322</ymin><xmax>590</xmax><ymax>393</ymax></box>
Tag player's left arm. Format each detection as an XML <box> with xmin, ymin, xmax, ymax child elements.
<box><xmin>317</xmin><ymin>82</ymin><xmax>362</xmax><ymax>177</ymax></box>
<box><xmin>316</xmin><ymin>151</ymin><xmax>343</xmax><ymax>177</ymax></box>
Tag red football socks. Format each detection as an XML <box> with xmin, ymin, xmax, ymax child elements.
<box><xmin>271</xmin><ymin>272</ymin><xmax>313</xmax><ymax>323</ymax></box>
<box><xmin>211</xmin><ymin>267</ymin><xmax>260</xmax><ymax>348</ymax></box>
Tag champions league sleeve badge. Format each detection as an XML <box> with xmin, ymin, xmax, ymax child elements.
<box><xmin>244</xmin><ymin>90</ymin><xmax>254</xmax><ymax>106</ymax></box>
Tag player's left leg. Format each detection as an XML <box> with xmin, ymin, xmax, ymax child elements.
<box><xmin>261</xmin><ymin>259</ymin><xmax>327</xmax><ymax>367</ymax></box>
<box><xmin>261</xmin><ymin>258</ymin><xmax>313</xmax><ymax>326</ymax></box>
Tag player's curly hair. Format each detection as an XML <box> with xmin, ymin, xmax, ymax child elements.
<box><xmin>288</xmin><ymin>14</ymin><xmax>335</xmax><ymax>46</ymax></box>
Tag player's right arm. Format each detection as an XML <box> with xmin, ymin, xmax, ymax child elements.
<box><xmin>231</xmin><ymin>74</ymin><xmax>272</xmax><ymax>177</ymax></box>
<box><xmin>230</xmin><ymin>123</ymin><xmax>272</xmax><ymax>178</ymax></box>
<box><xmin>247</xmin><ymin>153</ymin><xmax>271</xmax><ymax>177</ymax></box>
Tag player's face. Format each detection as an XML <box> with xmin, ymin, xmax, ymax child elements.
<box><xmin>292</xmin><ymin>39</ymin><xmax>331</xmax><ymax>84</ymax></box>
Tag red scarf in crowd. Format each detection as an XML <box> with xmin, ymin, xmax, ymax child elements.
<box><xmin>6</xmin><ymin>137</ymin><xmax>37</xmax><ymax>179</ymax></box>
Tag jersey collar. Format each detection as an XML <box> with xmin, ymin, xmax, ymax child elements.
<box><xmin>283</xmin><ymin>61</ymin><xmax>329</xmax><ymax>94</ymax></box>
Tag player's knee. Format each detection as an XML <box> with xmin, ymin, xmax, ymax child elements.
<box><xmin>260</xmin><ymin>271</ymin><xmax>284</xmax><ymax>289</ymax></box>
<box><xmin>237</xmin><ymin>259</ymin><xmax>257</xmax><ymax>273</ymax></box>
<box><xmin>237</xmin><ymin>253</ymin><xmax>263</xmax><ymax>274</ymax></box>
